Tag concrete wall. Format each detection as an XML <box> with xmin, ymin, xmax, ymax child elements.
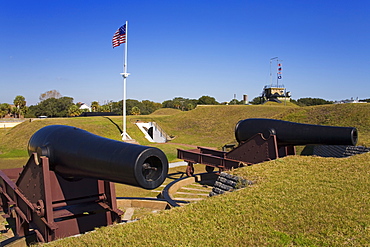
<box><xmin>0</xmin><ymin>121</ymin><xmax>24</xmax><ymax>128</ymax></box>
<box><xmin>135</xmin><ymin>122</ymin><xmax>167</xmax><ymax>143</ymax></box>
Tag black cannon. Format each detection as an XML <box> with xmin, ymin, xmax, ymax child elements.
<box><xmin>28</xmin><ymin>125</ymin><xmax>168</xmax><ymax>189</ymax></box>
<box><xmin>235</xmin><ymin>118</ymin><xmax>357</xmax><ymax>146</ymax></box>
<box><xmin>178</xmin><ymin>118</ymin><xmax>358</xmax><ymax>176</ymax></box>
<box><xmin>0</xmin><ymin>125</ymin><xmax>168</xmax><ymax>243</ymax></box>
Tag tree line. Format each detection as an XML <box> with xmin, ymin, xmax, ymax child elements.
<box><xmin>1</xmin><ymin>90</ymin><xmax>369</xmax><ymax>118</ymax></box>
<box><xmin>0</xmin><ymin>91</ymin><xmax>222</xmax><ymax>118</ymax></box>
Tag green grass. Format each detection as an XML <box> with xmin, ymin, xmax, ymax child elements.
<box><xmin>150</xmin><ymin>108</ymin><xmax>182</xmax><ymax>115</ymax></box>
<box><xmin>0</xmin><ymin>149</ymin><xmax>27</xmax><ymax>158</ymax></box>
<box><xmin>45</xmin><ymin>153</ymin><xmax>370</xmax><ymax>246</ymax></box>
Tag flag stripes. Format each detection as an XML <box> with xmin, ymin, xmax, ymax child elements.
<box><xmin>112</xmin><ymin>24</ymin><xmax>126</xmax><ymax>48</ymax></box>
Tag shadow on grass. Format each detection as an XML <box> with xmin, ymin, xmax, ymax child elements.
<box><xmin>103</xmin><ymin>117</ymin><xmax>123</xmax><ymax>135</ymax></box>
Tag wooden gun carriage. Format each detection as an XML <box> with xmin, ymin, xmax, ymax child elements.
<box><xmin>0</xmin><ymin>125</ymin><xmax>168</xmax><ymax>243</ymax></box>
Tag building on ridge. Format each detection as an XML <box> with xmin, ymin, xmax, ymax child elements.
<box><xmin>261</xmin><ymin>85</ymin><xmax>291</xmax><ymax>103</ymax></box>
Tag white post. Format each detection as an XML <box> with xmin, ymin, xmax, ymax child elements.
<box><xmin>120</xmin><ymin>20</ymin><xmax>131</xmax><ymax>140</ymax></box>
<box><xmin>270</xmin><ymin>57</ymin><xmax>278</xmax><ymax>87</ymax></box>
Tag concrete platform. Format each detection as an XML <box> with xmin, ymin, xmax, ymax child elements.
<box><xmin>169</xmin><ymin>161</ymin><xmax>187</xmax><ymax>168</ymax></box>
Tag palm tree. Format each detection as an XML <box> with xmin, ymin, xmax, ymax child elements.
<box><xmin>0</xmin><ymin>103</ymin><xmax>11</xmax><ymax>118</ymax></box>
<box><xmin>13</xmin><ymin>95</ymin><xmax>26</xmax><ymax>118</ymax></box>
<box><xmin>68</xmin><ymin>105</ymin><xmax>82</xmax><ymax>117</ymax></box>
<box><xmin>91</xmin><ymin>101</ymin><xmax>100</xmax><ymax>112</ymax></box>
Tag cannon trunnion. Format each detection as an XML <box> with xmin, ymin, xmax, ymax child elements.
<box><xmin>0</xmin><ymin>125</ymin><xmax>169</xmax><ymax>243</ymax></box>
<box><xmin>178</xmin><ymin>118</ymin><xmax>358</xmax><ymax>176</ymax></box>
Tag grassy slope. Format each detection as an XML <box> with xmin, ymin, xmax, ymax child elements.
<box><xmin>47</xmin><ymin>153</ymin><xmax>370</xmax><ymax>246</ymax></box>
<box><xmin>148</xmin><ymin>104</ymin><xmax>300</xmax><ymax>150</ymax></box>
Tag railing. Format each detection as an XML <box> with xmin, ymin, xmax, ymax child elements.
<box><xmin>264</xmin><ymin>84</ymin><xmax>285</xmax><ymax>88</ymax></box>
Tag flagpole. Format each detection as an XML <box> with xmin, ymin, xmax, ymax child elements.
<box><xmin>121</xmin><ymin>20</ymin><xmax>131</xmax><ymax>140</ymax></box>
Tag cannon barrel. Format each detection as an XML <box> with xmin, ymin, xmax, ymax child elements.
<box><xmin>28</xmin><ymin>125</ymin><xmax>168</xmax><ymax>189</ymax></box>
<box><xmin>235</xmin><ymin>118</ymin><xmax>358</xmax><ymax>146</ymax></box>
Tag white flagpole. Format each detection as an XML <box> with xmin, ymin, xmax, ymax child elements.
<box><xmin>120</xmin><ymin>20</ymin><xmax>131</xmax><ymax>140</ymax></box>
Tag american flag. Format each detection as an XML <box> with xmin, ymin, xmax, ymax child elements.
<box><xmin>112</xmin><ymin>24</ymin><xmax>126</xmax><ymax>48</ymax></box>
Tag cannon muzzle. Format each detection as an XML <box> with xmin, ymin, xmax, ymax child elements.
<box><xmin>28</xmin><ymin>125</ymin><xmax>168</xmax><ymax>189</ymax></box>
<box><xmin>235</xmin><ymin>118</ymin><xmax>358</xmax><ymax>146</ymax></box>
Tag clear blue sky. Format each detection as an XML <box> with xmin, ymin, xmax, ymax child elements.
<box><xmin>1</xmin><ymin>0</ymin><xmax>369</xmax><ymax>106</ymax></box>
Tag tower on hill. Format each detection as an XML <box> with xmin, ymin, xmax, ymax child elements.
<box><xmin>261</xmin><ymin>57</ymin><xmax>291</xmax><ymax>103</ymax></box>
